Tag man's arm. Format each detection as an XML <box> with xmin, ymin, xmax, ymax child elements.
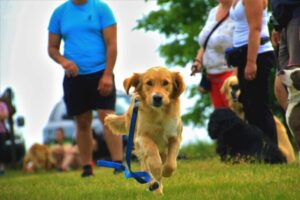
<box><xmin>98</xmin><ymin>25</ymin><xmax>117</xmax><ymax>96</ymax></box>
<box><xmin>48</xmin><ymin>33</ymin><xmax>78</xmax><ymax>77</ymax></box>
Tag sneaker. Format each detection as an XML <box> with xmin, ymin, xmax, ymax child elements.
<box><xmin>81</xmin><ymin>171</ymin><xmax>94</xmax><ymax>178</ymax></box>
<box><xmin>113</xmin><ymin>168</ymin><xmax>123</xmax><ymax>175</ymax></box>
<box><xmin>81</xmin><ymin>164</ymin><xmax>94</xmax><ymax>178</ymax></box>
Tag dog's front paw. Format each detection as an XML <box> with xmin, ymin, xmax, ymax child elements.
<box><xmin>148</xmin><ymin>181</ymin><xmax>163</xmax><ymax>195</ymax></box>
<box><xmin>162</xmin><ymin>162</ymin><xmax>176</xmax><ymax>177</ymax></box>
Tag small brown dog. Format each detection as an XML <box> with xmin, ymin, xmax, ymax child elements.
<box><xmin>105</xmin><ymin>66</ymin><xmax>185</xmax><ymax>194</ymax></box>
<box><xmin>23</xmin><ymin>143</ymin><xmax>56</xmax><ymax>173</ymax></box>
<box><xmin>221</xmin><ymin>76</ymin><xmax>296</xmax><ymax>163</ymax></box>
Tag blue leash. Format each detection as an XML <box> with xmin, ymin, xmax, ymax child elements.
<box><xmin>97</xmin><ymin>98</ymin><xmax>151</xmax><ymax>184</ymax></box>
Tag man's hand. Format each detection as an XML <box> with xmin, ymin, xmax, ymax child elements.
<box><xmin>98</xmin><ymin>73</ymin><xmax>113</xmax><ymax>96</ymax></box>
<box><xmin>61</xmin><ymin>59</ymin><xmax>79</xmax><ymax>78</ymax></box>
<box><xmin>271</xmin><ymin>29</ymin><xmax>281</xmax><ymax>48</ymax></box>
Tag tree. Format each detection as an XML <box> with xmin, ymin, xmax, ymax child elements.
<box><xmin>135</xmin><ymin>0</ymin><xmax>283</xmax><ymax>127</ymax></box>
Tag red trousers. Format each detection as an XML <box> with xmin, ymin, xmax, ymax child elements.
<box><xmin>207</xmin><ymin>70</ymin><xmax>234</xmax><ymax>109</ymax></box>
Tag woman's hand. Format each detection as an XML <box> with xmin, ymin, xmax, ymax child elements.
<box><xmin>244</xmin><ymin>61</ymin><xmax>257</xmax><ymax>80</ymax></box>
<box><xmin>191</xmin><ymin>59</ymin><xmax>202</xmax><ymax>76</ymax></box>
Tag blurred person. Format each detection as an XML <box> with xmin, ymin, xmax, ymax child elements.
<box><xmin>50</xmin><ymin>128</ymin><xmax>80</xmax><ymax>171</ymax></box>
<box><xmin>48</xmin><ymin>0</ymin><xmax>123</xmax><ymax>177</ymax></box>
<box><xmin>191</xmin><ymin>0</ymin><xmax>236</xmax><ymax>109</ymax></box>
<box><xmin>0</xmin><ymin>100</ymin><xmax>9</xmax><ymax>175</ymax></box>
<box><xmin>271</xmin><ymin>1</ymin><xmax>300</xmax><ymax>111</ymax></box>
<box><xmin>229</xmin><ymin>0</ymin><xmax>278</xmax><ymax>144</ymax></box>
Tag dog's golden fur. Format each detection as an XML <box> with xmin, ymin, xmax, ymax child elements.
<box><xmin>221</xmin><ymin>76</ymin><xmax>296</xmax><ymax>163</ymax></box>
<box><xmin>23</xmin><ymin>143</ymin><xmax>56</xmax><ymax>173</ymax></box>
<box><xmin>105</xmin><ymin>66</ymin><xmax>185</xmax><ymax>194</ymax></box>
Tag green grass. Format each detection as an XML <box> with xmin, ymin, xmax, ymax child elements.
<box><xmin>1</xmin><ymin>159</ymin><xmax>299</xmax><ymax>200</ymax></box>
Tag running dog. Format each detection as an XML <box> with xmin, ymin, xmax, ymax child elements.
<box><xmin>104</xmin><ymin>66</ymin><xmax>185</xmax><ymax>194</ymax></box>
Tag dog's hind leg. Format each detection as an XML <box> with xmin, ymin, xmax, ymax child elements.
<box><xmin>104</xmin><ymin>114</ymin><xmax>128</xmax><ymax>135</ymax></box>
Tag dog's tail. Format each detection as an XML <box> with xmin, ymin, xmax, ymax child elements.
<box><xmin>104</xmin><ymin>114</ymin><xmax>129</xmax><ymax>135</ymax></box>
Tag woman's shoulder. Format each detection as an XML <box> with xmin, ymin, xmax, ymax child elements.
<box><xmin>208</xmin><ymin>6</ymin><xmax>218</xmax><ymax>19</ymax></box>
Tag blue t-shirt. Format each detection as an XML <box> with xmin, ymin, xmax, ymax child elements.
<box><xmin>48</xmin><ymin>0</ymin><xmax>116</xmax><ymax>75</ymax></box>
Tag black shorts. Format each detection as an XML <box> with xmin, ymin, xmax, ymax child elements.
<box><xmin>63</xmin><ymin>70</ymin><xmax>116</xmax><ymax>116</ymax></box>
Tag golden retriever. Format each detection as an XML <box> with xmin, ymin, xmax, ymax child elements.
<box><xmin>221</xmin><ymin>76</ymin><xmax>296</xmax><ymax>163</ymax></box>
<box><xmin>105</xmin><ymin>66</ymin><xmax>185</xmax><ymax>194</ymax></box>
<box><xmin>23</xmin><ymin>143</ymin><xmax>56</xmax><ymax>173</ymax></box>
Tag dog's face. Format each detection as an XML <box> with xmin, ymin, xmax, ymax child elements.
<box><xmin>123</xmin><ymin>67</ymin><xmax>185</xmax><ymax>108</ymax></box>
<box><xmin>220</xmin><ymin>76</ymin><xmax>240</xmax><ymax>102</ymax></box>
<box><xmin>208</xmin><ymin>108</ymin><xmax>243</xmax><ymax>139</ymax></box>
<box><xmin>281</xmin><ymin>68</ymin><xmax>300</xmax><ymax>92</ymax></box>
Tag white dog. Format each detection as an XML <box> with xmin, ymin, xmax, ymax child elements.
<box><xmin>281</xmin><ymin>67</ymin><xmax>300</xmax><ymax>160</ymax></box>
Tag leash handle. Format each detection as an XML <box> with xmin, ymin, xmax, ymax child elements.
<box><xmin>97</xmin><ymin>98</ymin><xmax>151</xmax><ymax>184</ymax></box>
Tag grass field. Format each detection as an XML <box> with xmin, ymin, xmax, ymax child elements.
<box><xmin>0</xmin><ymin>157</ymin><xmax>299</xmax><ymax>200</ymax></box>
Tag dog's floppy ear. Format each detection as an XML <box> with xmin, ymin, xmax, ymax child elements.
<box><xmin>123</xmin><ymin>73</ymin><xmax>141</xmax><ymax>95</ymax></box>
<box><xmin>220</xmin><ymin>77</ymin><xmax>230</xmax><ymax>95</ymax></box>
<box><xmin>171</xmin><ymin>72</ymin><xmax>185</xmax><ymax>98</ymax></box>
<box><xmin>291</xmin><ymin>70</ymin><xmax>300</xmax><ymax>90</ymax></box>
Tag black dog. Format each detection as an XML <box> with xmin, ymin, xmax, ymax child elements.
<box><xmin>208</xmin><ymin>108</ymin><xmax>286</xmax><ymax>164</ymax></box>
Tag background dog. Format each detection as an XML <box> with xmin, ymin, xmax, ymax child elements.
<box><xmin>281</xmin><ymin>68</ymin><xmax>300</xmax><ymax>160</ymax></box>
<box><xmin>208</xmin><ymin>108</ymin><xmax>287</xmax><ymax>164</ymax></box>
<box><xmin>104</xmin><ymin>66</ymin><xmax>185</xmax><ymax>194</ymax></box>
<box><xmin>221</xmin><ymin>76</ymin><xmax>296</xmax><ymax>163</ymax></box>
<box><xmin>23</xmin><ymin>143</ymin><xmax>56</xmax><ymax>173</ymax></box>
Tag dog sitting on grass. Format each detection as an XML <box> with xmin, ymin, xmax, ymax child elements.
<box><xmin>220</xmin><ymin>76</ymin><xmax>296</xmax><ymax>163</ymax></box>
<box><xmin>23</xmin><ymin>143</ymin><xmax>56</xmax><ymax>173</ymax></box>
<box><xmin>208</xmin><ymin>108</ymin><xmax>287</xmax><ymax>164</ymax></box>
<box><xmin>104</xmin><ymin>66</ymin><xmax>185</xmax><ymax>195</ymax></box>
<box><xmin>281</xmin><ymin>67</ymin><xmax>300</xmax><ymax>161</ymax></box>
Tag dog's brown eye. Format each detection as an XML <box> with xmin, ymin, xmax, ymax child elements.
<box><xmin>162</xmin><ymin>80</ymin><xmax>169</xmax><ymax>86</ymax></box>
<box><xmin>146</xmin><ymin>80</ymin><xmax>153</xmax><ymax>86</ymax></box>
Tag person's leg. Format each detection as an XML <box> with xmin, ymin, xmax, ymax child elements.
<box><xmin>275</xmin><ymin>27</ymin><xmax>289</xmax><ymax>111</ymax></box>
<box><xmin>97</xmin><ymin>109</ymin><xmax>123</xmax><ymax>162</ymax></box>
<box><xmin>75</xmin><ymin>110</ymin><xmax>94</xmax><ymax>176</ymax></box>
<box><xmin>208</xmin><ymin>71</ymin><xmax>234</xmax><ymax>109</ymax></box>
<box><xmin>0</xmin><ymin>134</ymin><xmax>6</xmax><ymax>175</ymax></box>
<box><xmin>238</xmin><ymin>52</ymin><xmax>278</xmax><ymax>144</ymax></box>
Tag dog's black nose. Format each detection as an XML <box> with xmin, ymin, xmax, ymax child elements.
<box><xmin>152</xmin><ymin>94</ymin><xmax>163</xmax><ymax>107</ymax></box>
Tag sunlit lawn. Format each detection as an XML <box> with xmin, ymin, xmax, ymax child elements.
<box><xmin>1</xmin><ymin>158</ymin><xmax>299</xmax><ymax>200</ymax></box>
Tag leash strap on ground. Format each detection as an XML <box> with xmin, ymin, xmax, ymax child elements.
<box><xmin>97</xmin><ymin>98</ymin><xmax>151</xmax><ymax>184</ymax></box>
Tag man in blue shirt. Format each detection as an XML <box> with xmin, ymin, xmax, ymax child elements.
<box><xmin>48</xmin><ymin>0</ymin><xmax>123</xmax><ymax>177</ymax></box>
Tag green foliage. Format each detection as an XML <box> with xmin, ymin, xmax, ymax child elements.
<box><xmin>135</xmin><ymin>0</ymin><xmax>284</xmax><ymax>127</ymax></box>
<box><xmin>135</xmin><ymin>0</ymin><xmax>216</xmax><ymax>126</ymax></box>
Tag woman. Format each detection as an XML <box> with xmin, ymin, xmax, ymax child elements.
<box><xmin>0</xmin><ymin>100</ymin><xmax>9</xmax><ymax>175</ymax></box>
<box><xmin>230</xmin><ymin>0</ymin><xmax>278</xmax><ymax>144</ymax></box>
<box><xmin>192</xmin><ymin>0</ymin><xmax>235</xmax><ymax>109</ymax></box>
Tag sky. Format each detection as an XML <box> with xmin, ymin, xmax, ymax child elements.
<box><xmin>0</xmin><ymin>0</ymin><xmax>211</xmax><ymax>149</ymax></box>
